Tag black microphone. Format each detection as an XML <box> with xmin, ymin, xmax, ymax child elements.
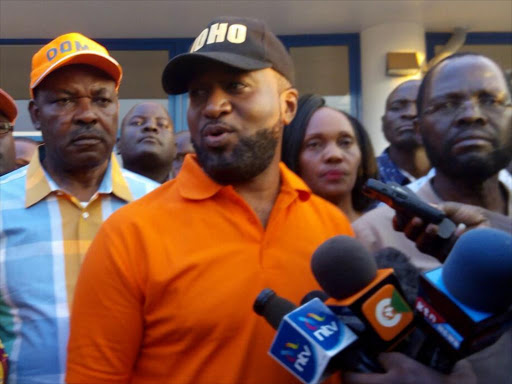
<box><xmin>300</xmin><ymin>290</ymin><xmax>329</xmax><ymax>305</ymax></box>
<box><xmin>374</xmin><ymin>247</ymin><xmax>420</xmax><ymax>308</ymax></box>
<box><xmin>311</xmin><ymin>236</ymin><xmax>416</xmax><ymax>358</ymax></box>
<box><xmin>414</xmin><ymin>227</ymin><xmax>512</xmax><ymax>373</ymax></box>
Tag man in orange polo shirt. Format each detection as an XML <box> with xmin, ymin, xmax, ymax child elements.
<box><xmin>66</xmin><ymin>17</ymin><xmax>353</xmax><ymax>384</ymax></box>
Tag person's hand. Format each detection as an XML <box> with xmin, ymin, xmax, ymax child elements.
<box><xmin>392</xmin><ymin>202</ymin><xmax>490</xmax><ymax>261</ymax></box>
<box><xmin>342</xmin><ymin>352</ymin><xmax>477</xmax><ymax>384</ymax></box>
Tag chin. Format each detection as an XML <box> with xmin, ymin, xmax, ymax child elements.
<box><xmin>316</xmin><ymin>187</ymin><xmax>349</xmax><ymax>202</ymax></box>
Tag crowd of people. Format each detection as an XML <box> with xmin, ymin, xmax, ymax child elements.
<box><xmin>0</xmin><ymin>15</ymin><xmax>511</xmax><ymax>384</ymax></box>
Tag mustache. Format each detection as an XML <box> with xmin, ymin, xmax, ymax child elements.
<box><xmin>69</xmin><ymin>125</ymin><xmax>108</xmax><ymax>142</ymax></box>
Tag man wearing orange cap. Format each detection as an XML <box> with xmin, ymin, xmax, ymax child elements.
<box><xmin>0</xmin><ymin>88</ymin><xmax>18</xmax><ymax>176</ymax></box>
<box><xmin>0</xmin><ymin>33</ymin><xmax>159</xmax><ymax>384</ymax></box>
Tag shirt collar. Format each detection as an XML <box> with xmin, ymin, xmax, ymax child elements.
<box><xmin>25</xmin><ymin>146</ymin><xmax>133</xmax><ymax>208</ymax></box>
<box><xmin>176</xmin><ymin>154</ymin><xmax>311</xmax><ymax>201</ymax></box>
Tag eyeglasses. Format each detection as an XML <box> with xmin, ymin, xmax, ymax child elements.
<box><xmin>0</xmin><ymin>122</ymin><xmax>14</xmax><ymax>135</ymax></box>
<box><xmin>423</xmin><ymin>94</ymin><xmax>512</xmax><ymax>116</ymax></box>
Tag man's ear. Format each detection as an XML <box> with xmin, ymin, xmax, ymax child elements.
<box><xmin>28</xmin><ymin>100</ymin><xmax>41</xmax><ymax>131</ymax></box>
<box><xmin>280</xmin><ymin>87</ymin><xmax>299</xmax><ymax>126</ymax></box>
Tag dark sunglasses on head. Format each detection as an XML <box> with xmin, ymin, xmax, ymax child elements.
<box><xmin>0</xmin><ymin>122</ymin><xmax>14</xmax><ymax>135</ymax></box>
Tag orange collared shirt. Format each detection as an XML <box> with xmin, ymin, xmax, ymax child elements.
<box><xmin>67</xmin><ymin>155</ymin><xmax>353</xmax><ymax>384</ymax></box>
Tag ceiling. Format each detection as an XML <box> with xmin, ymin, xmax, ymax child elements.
<box><xmin>1</xmin><ymin>0</ymin><xmax>511</xmax><ymax>39</ymax></box>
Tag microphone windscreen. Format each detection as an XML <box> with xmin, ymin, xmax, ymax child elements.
<box><xmin>253</xmin><ymin>288</ymin><xmax>296</xmax><ymax>330</ymax></box>
<box><xmin>311</xmin><ymin>236</ymin><xmax>377</xmax><ymax>300</ymax></box>
<box><xmin>442</xmin><ymin>228</ymin><xmax>512</xmax><ymax>312</ymax></box>
<box><xmin>375</xmin><ymin>247</ymin><xmax>420</xmax><ymax>306</ymax></box>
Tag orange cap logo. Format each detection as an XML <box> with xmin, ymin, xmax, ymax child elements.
<box><xmin>30</xmin><ymin>32</ymin><xmax>122</xmax><ymax>98</ymax></box>
<box><xmin>362</xmin><ymin>284</ymin><xmax>413</xmax><ymax>341</ymax></box>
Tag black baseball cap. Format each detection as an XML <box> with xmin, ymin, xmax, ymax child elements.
<box><xmin>162</xmin><ymin>16</ymin><xmax>295</xmax><ymax>94</ymax></box>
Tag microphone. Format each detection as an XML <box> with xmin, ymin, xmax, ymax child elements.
<box><xmin>374</xmin><ymin>247</ymin><xmax>420</xmax><ymax>307</ymax></box>
<box><xmin>415</xmin><ymin>227</ymin><xmax>512</xmax><ymax>372</ymax></box>
<box><xmin>254</xmin><ymin>288</ymin><xmax>373</xmax><ymax>384</ymax></box>
<box><xmin>311</xmin><ymin>236</ymin><xmax>416</xmax><ymax>356</ymax></box>
<box><xmin>300</xmin><ymin>290</ymin><xmax>329</xmax><ymax>305</ymax></box>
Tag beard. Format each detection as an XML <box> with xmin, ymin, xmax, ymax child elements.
<box><xmin>423</xmin><ymin>134</ymin><xmax>512</xmax><ymax>183</ymax></box>
<box><xmin>193</xmin><ymin>118</ymin><xmax>281</xmax><ymax>185</ymax></box>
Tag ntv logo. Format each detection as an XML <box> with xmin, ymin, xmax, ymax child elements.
<box><xmin>299</xmin><ymin>313</ymin><xmax>339</xmax><ymax>341</ymax></box>
<box><xmin>281</xmin><ymin>342</ymin><xmax>312</xmax><ymax>373</ymax></box>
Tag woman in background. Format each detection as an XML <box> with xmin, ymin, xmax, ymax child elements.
<box><xmin>282</xmin><ymin>94</ymin><xmax>378</xmax><ymax>222</ymax></box>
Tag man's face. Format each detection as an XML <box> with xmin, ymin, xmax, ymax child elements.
<box><xmin>186</xmin><ymin>64</ymin><xmax>295</xmax><ymax>184</ymax></box>
<box><xmin>0</xmin><ymin>113</ymin><xmax>16</xmax><ymax>175</ymax></box>
<box><xmin>171</xmin><ymin>130</ymin><xmax>194</xmax><ymax>177</ymax></box>
<box><xmin>382</xmin><ymin>80</ymin><xmax>421</xmax><ymax>149</ymax></box>
<box><xmin>29</xmin><ymin>64</ymin><xmax>118</xmax><ymax>172</ymax></box>
<box><xmin>119</xmin><ymin>102</ymin><xmax>174</xmax><ymax>168</ymax></box>
<box><xmin>419</xmin><ymin>56</ymin><xmax>512</xmax><ymax>181</ymax></box>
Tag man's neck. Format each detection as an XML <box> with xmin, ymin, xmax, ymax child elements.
<box><xmin>389</xmin><ymin>146</ymin><xmax>430</xmax><ymax>179</ymax></box>
<box><xmin>432</xmin><ymin>172</ymin><xmax>507</xmax><ymax>215</ymax></box>
<box><xmin>233</xmin><ymin>158</ymin><xmax>281</xmax><ymax>228</ymax></box>
<box><xmin>125</xmin><ymin>162</ymin><xmax>171</xmax><ymax>184</ymax></box>
<box><xmin>43</xmin><ymin>158</ymin><xmax>109</xmax><ymax>202</ymax></box>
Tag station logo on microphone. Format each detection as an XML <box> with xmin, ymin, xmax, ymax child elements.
<box><xmin>362</xmin><ymin>284</ymin><xmax>413</xmax><ymax>341</ymax></box>
<box><xmin>269</xmin><ymin>298</ymin><xmax>357</xmax><ymax>384</ymax></box>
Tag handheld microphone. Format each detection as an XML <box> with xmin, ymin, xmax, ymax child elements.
<box><xmin>300</xmin><ymin>290</ymin><xmax>329</xmax><ymax>305</ymax></box>
<box><xmin>374</xmin><ymin>247</ymin><xmax>420</xmax><ymax>307</ymax></box>
<box><xmin>254</xmin><ymin>288</ymin><xmax>370</xmax><ymax>384</ymax></box>
<box><xmin>311</xmin><ymin>236</ymin><xmax>416</xmax><ymax>355</ymax></box>
<box><xmin>415</xmin><ymin>228</ymin><xmax>512</xmax><ymax>372</ymax></box>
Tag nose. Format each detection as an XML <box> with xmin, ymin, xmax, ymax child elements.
<box><xmin>322</xmin><ymin>141</ymin><xmax>344</xmax><ymax>163</ymax></box>
<box><xmin>401</xmin><ymin>102</ymin><xmax>417</xmax><ymax>120</ymax></box>
<box><xmin>142</xmin><ymin>119</ymin><xmax>158</xmax><ymax>132</ymax></box>
<box><xmin>203</xmin><ymin>87</ymin><xmax>232</xmax><ymax>119</ymax></box>
<box><xmin>455</xmin><ymin>99</ymin><xmax>487</xmax><ymax>127</ymax></box>
<box><xmin>74</xmin><ymin>97</ymin><xmax>98</xmax><ymax>126</ymax></box>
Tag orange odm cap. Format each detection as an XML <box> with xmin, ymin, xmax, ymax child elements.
<box><xmin>30</xmin><ymin>32</ymin><xmax>122</xmax><ymax>98</ymax></box>
<box><xmin>0</xmin><ymin>88</ymin><xmax>18</xmax><ymax>123</ymax></box>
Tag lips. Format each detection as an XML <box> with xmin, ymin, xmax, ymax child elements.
<box><xmin>396</xmin><ymin>124</ymin><xmax>415</xmax><ymax>134</ymax></box>
<box><xmin>71</xmin><ymin>133</ymin><xmax>103</xmax><ymax>146</ymax></box>
<box><xmin>451</xmin><ymin>131</ymin><xmax>495</xmax><ymax>153</ymax></box>
<box><xmin>201</xmin><ymin>123</ymin><xmax>236</xmax><ymax>148</ymax></box>
<box><xmin>139</xmin><ymin>135</ymin><xmax>161</xmax><ymax>145</ymax></box>
<box><xmin>321</xmin><ymin>169</ymin><xmax>346</xmax><ymax>181</ymax></box>
<box><xmin>202</xmin><ymin>123</ymin><xmax>234</xmax><ymax>137</ymax></box>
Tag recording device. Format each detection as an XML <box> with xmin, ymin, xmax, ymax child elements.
<box><xmin>254</xmin><ymin>289</ymin><xmax>367</xmax><ymax>384</ymax></box>
<box><xmin>362</xmin><ymin>178</ymin><xmax>456</xmax><ymax>239</ymax></box>
<box><xmin>311</xmin><ymin>236</ymin><xmax>416</xmax><ymax>356</ymax></box>
<box><xmin>415</xmin><ymin>228</ymin><xmax>512</xmax><ymax>372</ymax></box>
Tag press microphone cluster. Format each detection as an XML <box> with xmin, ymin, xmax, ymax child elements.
<box><xmin>310</xmin><ymin>236</ymin><xmax>416</xmax><ymax>356</ymax></box>
<box><xmin>254</xmin><ymin>227</ymin><xmax>512</xmax><ymax>382</ymax></box>
<box><xmin>254</xmin><ymin>236</ymin><xmax>415</xmax><ymax>383</ymax></box>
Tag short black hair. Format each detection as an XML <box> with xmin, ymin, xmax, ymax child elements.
<box><xmin>282</xmin><ymin>94</ymin><xmax>379</xmax><ymax>212</ymax></box>
<box><xmin>417</xmin><ymin>52</ymin><xmax>512</xmax><ymax>117</ymax></box>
